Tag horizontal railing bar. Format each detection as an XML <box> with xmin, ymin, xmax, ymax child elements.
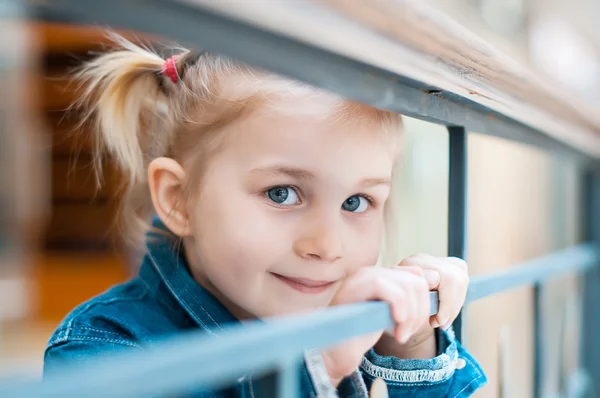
<box><xmin>2</xmin><ymin>242</ymin><xmax>599</xmax><ymax>397</ymax></box>
<box><xmin>467</xmin><ymin>243</ymin><xmax>600</xmax><ymax>303</ymax></box>
<box><xmin>0</xmin><ymin>301</ymin><xmax>396</xmax><ymax>397</ymax></box>
<box><xmin>31</xmin><ymin>0</ymin><xmax>599</xmax><ymax>164</ymax></box>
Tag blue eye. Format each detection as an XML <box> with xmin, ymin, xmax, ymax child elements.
<box><xmin>342</xmin><ymin>195</ymin><xmax>369</xmax><ymax>213</ymax></box>
<box><xmin>267</xmin><ymin>186</ymin><xmax>300</xmax><ymax>205</ymax></box>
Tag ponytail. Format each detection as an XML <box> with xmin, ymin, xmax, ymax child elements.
<box><xmin>73</xmin><ymin>34</ymin><xmax>199</xmax><ymax>245</ymax></box>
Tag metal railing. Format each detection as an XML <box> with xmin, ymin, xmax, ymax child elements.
<box><xmin>1</xmin><ymin>0</ymin><xmax>599</xmax><ymax>396</ymax></box>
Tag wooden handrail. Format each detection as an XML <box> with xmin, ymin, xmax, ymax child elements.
<box><xmin>183</xmin><ymin>0</ymin><xmax>600</xmax><ymax>158</ymax></box>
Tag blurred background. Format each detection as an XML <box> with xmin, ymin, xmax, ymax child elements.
<box><xmin>0</xmin><ymin>0</ymin><xmax>597</xmax><ymax>397</ymax></box>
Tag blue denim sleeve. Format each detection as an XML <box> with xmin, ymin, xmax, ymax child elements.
<box><xmin>44</xmin><ymin>338</ymin><xmax>143</xmax><ymax>377</ymax></box>
<box><xmin>359</xmin><ymin>328</ymin><xmax>487</xmax><ymax>397</ymax></box>
<box><xmin>44</xmin><ymin>340</ymin><xmax>238</xmax><ymax>398</ymax></box>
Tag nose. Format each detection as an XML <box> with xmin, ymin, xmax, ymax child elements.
<box><xmin>293</xmin><ymin>214</ymin><xmax>343</xmax><ymax>263</ymax></box>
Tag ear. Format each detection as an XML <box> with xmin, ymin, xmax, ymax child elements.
<box><xmin>148</xmin><ymin>157</ymin><xmax>191</xmax><ymax>237</ymax></box>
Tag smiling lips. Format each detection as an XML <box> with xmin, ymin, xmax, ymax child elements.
<box><xmin>271</xmin><ymin>273</ymin><xmax>335</xmax><ymax>294</ymax></box>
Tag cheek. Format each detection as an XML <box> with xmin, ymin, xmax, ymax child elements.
<box><xmin>344</xmin><ymin>217</ymin><xmax>385</xmax><ymax>269</ymax></box>
<box><xmin>189</xmin><ymin>182</ymin><xmax>291</xmax><ymax>275</ymax></box>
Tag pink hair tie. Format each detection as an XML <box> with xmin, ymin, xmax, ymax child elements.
<box><xmin>161</xmin><ymin>55</ymin><xmax>179</xmax><ymax>83</ymax></box>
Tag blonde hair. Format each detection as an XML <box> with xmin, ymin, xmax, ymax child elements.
<box><xmin>73</xmin><ymin>34</ymin><xmax>404</xmax><ymax>266</ymax></box>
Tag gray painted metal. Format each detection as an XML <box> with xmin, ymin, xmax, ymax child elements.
<box><xmin>277</xmin><ymin>357</ymin><xmax>301</xmax><ymax>398</ymax></box>
<box><xmin>0</xmin><ymin>299</ymin><xmax>406</xmax><ymax>398</ymax></box>
<box><xmin>533</xmin><ymin>283</ymin><xmax>542</xmax><ymax>398</ymax></box>
<box><xmin>2</xmin><ymin>1</ymin><xmax>595</xmax><ymax>396</ymax></box>
<box><xmin>466</xmin><ymin>243</ymin><xmax>600</xmax><ymax>303</ymax></box>
<box><xmin>32</xmin><ymin>0</ymin><xmax>599</xmax><ymax>165</ymax></box>
<box><xmin>582</xmin><ymin>171</ymin><xmax>600</xmax><ymax>396</ymax></box>
<box><xmin>1</xmin><ymin>242</ymin><xmax>597</xmax><ymax>397</ymax></box>
<box><xmin>447</xmin><ymin>126</ymin><xmax>468</xmax><ymax>344</ymax></box>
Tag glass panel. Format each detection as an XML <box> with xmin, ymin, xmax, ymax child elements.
<box><xmin>388</xmin><ymin>116</ymin><xmax>449</xmax><ymax>259</ymax></box>
<box><xmin>539</xmin><ymin>157</ymin><xmax>583</xmax><ymax>396</ymax></box>
<box><xmin>466</xmin><ymin>132</ymin><xmax>583</xmax><ymax>398</ymax></box>
<box><xmin>392</xmin><ymin>117</ymin><xmax>449</xmax><ymax>258</ymax></box>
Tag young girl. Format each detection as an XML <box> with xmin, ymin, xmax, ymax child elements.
<box><xmin>44</xmin><ymin>35</ymin><xmax>487</xmax><ymax>397</ymax></box>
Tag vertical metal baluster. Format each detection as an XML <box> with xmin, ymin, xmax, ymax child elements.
<box><xmin>498</xmin><ymin>326</ymin><xmax>511</xmax><ymax>398</ymax></box>
<box><xmin>582</xmin><ymin>169</ymin><xmax>600</xmax><ymax>396</ymax></box>
<box><xmin>277</xmin><ymin>356</ymin><xmax>300</xmax><ymax>398</ymax></box>
<box><xmin>447</xmin><ymin>126</ymin><xmax>468</xmax><ymax>344</ymax></box>
<box><xmin>557</xmin><ymin>299</ymin><xmax>569</xmax><ymax>396</ymax></box>
<box><xmin>533</xmin><ymin>283</ymin><xmax>543</xmax><ymax>398</ymax></box>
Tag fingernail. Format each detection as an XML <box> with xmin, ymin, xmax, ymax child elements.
<box><xmin>401</xmin><ymin>331</ymin><xmax>410</xmax><ymax>343</ymax></box>
<box><xmin>431</xmin><ymin>320</ymin><xmax>440</xmax><ymax>328</ymax></box>
<box><xmin>397</xmin><ymin>329</ymin><xmax>409</xmax><ymax>343</ymax></box>
<box><xmin>370</xmin><ymin>378</ymin><xmax>389</xmax><ymax>398</ymax></box>
<box><xmin>394</xmin><ymin>329</ymin><xmax>402</xmax><ymax>342</ymax></box>
<box><xmin>424</xmin><ymin>270</ymin><xmax>440</xmax><ymax>286</ymax></box>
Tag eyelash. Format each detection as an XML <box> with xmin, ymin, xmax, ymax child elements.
<box><xmin>263</xmin><ymin>185</ymin><xmax>378</xmax><ymax>209</ymax></box>
<box><xmin>359</xmin><ymin>194</ymin><xmax>377</xmax><ymax>207</ymax></box>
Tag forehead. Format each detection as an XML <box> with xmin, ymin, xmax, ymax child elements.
<box><xmin>220</xmin><ymin>95</ymin><xmax>399</xmax><ymax>178</ymax></box>
<box><xmin>212</xmin><ymin>72</ymin><xmax>402</xmax><ymax>157</ymax></box>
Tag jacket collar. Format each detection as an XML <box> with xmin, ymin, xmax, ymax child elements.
<box><xmin>139</xmin><ymin>216</ymin><xmax>238</xmax><ymax>335</ymax></box>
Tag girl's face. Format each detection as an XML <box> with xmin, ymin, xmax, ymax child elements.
<box><xmin>185</xmin><ymin>98</ymin><xmax>397</xmax><ymax>319</ymax></box>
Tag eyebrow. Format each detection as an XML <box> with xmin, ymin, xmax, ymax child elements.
<box><xmin>250</xmin><ymin>166</ymin><xmax>391</xmax><ymax>187</ymax></box>
<box><xmin>250</xmin><ymin>166</ymin><xmax>315</xmax><ymax>181</ymax></box>
<box><xmin>360</xmin><ymin>178</ymin><xmax>391</xmax><ymax>187</ymax></box>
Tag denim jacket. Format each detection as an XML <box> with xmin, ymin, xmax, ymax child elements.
<box><xmin>44</xmin><ymin>223</ymin><xmax>487</xmax><ymax>397</ymax></box>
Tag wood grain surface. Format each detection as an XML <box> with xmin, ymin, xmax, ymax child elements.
<box><xmin>181</xmin><ymin>0</ymin><xmax>600</xmax><ymax>158</ymax></box>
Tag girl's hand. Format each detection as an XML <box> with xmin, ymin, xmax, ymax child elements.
<box><xmin>374</xmin><ymin>254</ymin><xmax>469</xmax><ymax>360</ymax></box>
<box><xmin>398</xmin><ymin>254</ymin><xmax>469</xmax><ymax>330</ymax></box>
<box><xmin>322</xmin><ymin>266</ymin><xmax>431</xmax><ymax>386</ymax></box>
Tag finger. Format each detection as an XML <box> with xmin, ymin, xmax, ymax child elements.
<box><xmin>400</xmin><ymin>254</ymin><xmax>467</xmax><ymax>273</ymax></box>
<box><xmin>369</xmin><ymin>376</ymin><xmax>389</xmax><ymax>398</ymax></box>
<box><xmin>394</xmin><ymin>298</ymin><xmax>418</xmax><ymax>344</ymax></box>
<box><xmin>375</xmin><ymin>278</ymin><xmax>410</xmax><ymax>326</ymax></box>
<box><xmin>394</xmin><ymin>324</ymin><xmax>411</xmax><ymax>344</ymax></box>
<box><xmin>382</xmin><ymin>270</ymin><xmax>428</xmax><ymax>342</ymax></box>
<box><xmin>394</xmin><ymin>325</ymin><xmax>405</xmax><ymax>343</ymax></box>
<box><xmin>399</xmin><ymin>256</ymin><xmax>469</xmax><ymax>327</ymax></box>
<box><xmin>399</xmin><ymin>256</ymin><xmax>443</xmax><ymax>290</ymax></box>
<box><xmin>394</xmin><ymin>265</ymin><xmax>425</xmax><ymax>278</ymax></box>
<box><xmin>423</xmin><ymin>269</ymin><xmax>441</xmax><ymax>290</ymax></box>
<box><xmin>429</xmin><ymin>315</ymin><xmax>438</xmax><ymax>328</ymax></box>
<box><xmin>402</xmin><ymin>259</ymin><xmax>462</xmax><ymax>327</ymax></box>
<box><xmin>431</xmin><ymin>282</ymin><xmax>454</xmax><ymax>328</ymax></box>
<box><xmin>404</xmin><ymin>255</ymin><xmax>468</xmax><ymax>289</ymax></box>
<box><xmin>349</xmin><ymin>269</ymin><xmax>412</xmax><ymax>325</ymax></box>
<box><xmin>331</xmin><ymin>267</ymin><xmax>390</xmax><ymax>305</ymax></box>
<box><xmin>408</xmin><ymin>278</ymin><xmax>431</xmax><ymax>337</ymax></box>
<box><xmin>441</xmin><ymin>319</ymin><xmax>455</xmax><ymax>331</ymax></box>
<box><xmin>371</xmin><ymin>277</ymin><xmax>418</xmax><ymax>344</ymax></box>
<box><xmin>399</xmin><ymin>284</ymin><xmax>420</xmax><ymax>343</ymax></box>
<box><xmin>387</xmin><ymin>271</ymin><xmax>429</xmax><ymax>341</ymax></box>
<box><xmin>432</xmin><ymin>267</ymin><xmax>468</xmax><ymax>328</ymax></box>
<box><xmin>332</xmin><ymin>267</ymin><xmax>430</xmax><ymax>341</ymax></box>
<box><xmin>398</xmin><ymin>253</ymin><xmax>436</xmax><ymax>267</ymax></box>
<box><xmin>397</xmin><ymin>260</ymin><xmax>440</xmax><ymax>289</ymax></box>
<box><xmin>332</xmin><ymin>271</ymin><xmax>412</xmax><ymax>344</ymax></box>
<box><xmin>446</xmin><ymin>257</ymin><xmax>468</xmax><ymax>272</ymax></box>
<box><xmin>399</xmin><ymin>254</ymin><xmax>444</xmax><ymax>270</ymax></box>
